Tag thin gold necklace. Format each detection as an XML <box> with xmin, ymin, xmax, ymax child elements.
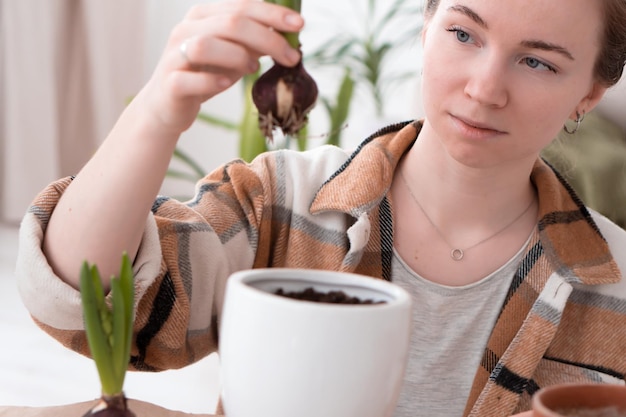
<box><xmin>399</xmin><ymin>170</ymin><xmax>535</xmax><ymax>261</ymax></box>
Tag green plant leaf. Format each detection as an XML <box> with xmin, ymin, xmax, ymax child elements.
<box><xmin>305</xmin><ymin>0</ymin><xmax>423</xmax><ymax>119</ymax></box>
<box><xmin>116</xmin><ymin>253</ymin><xmax>135</xmax><ymax>389</ymax></box>
<box><xmin>296</xmin><ymin>124</ymin><xmax>308</xmax><ymax>151</ymax></box>
<box><xmin>239</xmin><ymin>72</ymin><xmax>268</xmax><ymax>161</ymax></box>
<box><xmin>111</xmin><ymin>277</ymin><xmax>127</xmax><ymax>384</ymax></box>
<box><xmin>372</xmin><ymin>0</ymin><xmax>409</xmax><ymax>35</ymax></box>
<box><xmin>166</xmin><ymin>169</ymin><xmax>203</xmax><ymax>183</ymax></box>
<box><xmin>80</xmin><ymin>254</ymin><xmax>135</xmax><ymax>396</ymax></box>
<box><xmin>266</xmin><ymin>0</ymin><xmax>301</xmax><ymax>47</ymax></box>
<box><xmin>326</xmin><ymin>68</ymin><xmax>355</xmax><ymax>146</ymax></box>
<box><xmin>172</xmin><ymin>148</ymin><xmax>206</xmax><ymax>179</ymax></box>
<box><xmin>80</xmin><ymin>263</ymin><xmax>117</xmax><ymax>395</ymax></box>
<box><xmin>195</xmin><ymin>112</ymin><xmax>238</xmax><ymax>130</ymax></box>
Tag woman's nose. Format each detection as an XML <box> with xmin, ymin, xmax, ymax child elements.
<box><xmin>463</xmin><ymin>56</ymin><xmax>509</xmax><ymax>108</ymax></box>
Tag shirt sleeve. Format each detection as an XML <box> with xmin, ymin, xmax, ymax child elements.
<box><xmin>15</xmin><ymin>160</ymin><xmax>264</xmax><ymax>371</ymax></box>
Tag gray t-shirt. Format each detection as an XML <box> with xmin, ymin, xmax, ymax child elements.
<box><xmin>391</xmin><ymin>242</ymin><xmax>528</xmax><ymax>417</ymax></box>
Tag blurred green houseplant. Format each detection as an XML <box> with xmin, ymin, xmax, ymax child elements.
<box><xmin>167</xmin><ymin>0</ymin><xmax>422</xmax><ymax>183</ymax></box>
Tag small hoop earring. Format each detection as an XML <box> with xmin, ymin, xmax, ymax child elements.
<box><xmin>563</xmin><ymin>111</ymin><xmax>585</xmax><ymax>135</ymax></box>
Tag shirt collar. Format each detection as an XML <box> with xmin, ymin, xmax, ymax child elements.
<box><xmin>312</xmin><ymin>119</ymin><xmax>621</xmax><ymax>285</ymax></box>
<box><xmin>310</xmin><ymin>120</ymin><xmax>420</xmax><ymax>216</ymax></box>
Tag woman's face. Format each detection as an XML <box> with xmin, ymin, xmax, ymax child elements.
<box><xmin>420</xmin><ymin>0</ymin><xmax>607</xmax><ymax>169</ymax></box>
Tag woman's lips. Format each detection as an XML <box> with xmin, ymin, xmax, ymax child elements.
<box><xmin>451</xmin><ymin>114</ymin><xmax>507</xmax><ymax>139</ymax></box>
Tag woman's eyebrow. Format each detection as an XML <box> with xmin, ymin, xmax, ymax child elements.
<box><xmin>521</xmin><ymin>40</ymin><xmax>575</xmax><ymax>60</ymax></box>
<box><xmin>447</xmin><ymin>5</ymin><xmax>488</xmax><ymax>29</ymax></box>
<box><xmin>447</xmin><ymin>4</ymin><xmax>575</xmax><ymax>61</ymax></box>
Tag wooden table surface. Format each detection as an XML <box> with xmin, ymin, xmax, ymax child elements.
<box><xmin>0</xmin><ymin>399</ymin><xmax>220</xmax><ymax>417</ymax></box>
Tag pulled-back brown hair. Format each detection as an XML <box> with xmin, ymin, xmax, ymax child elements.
<box><xmin>423</xmin><ymin>0</ymin><xmax>626</xmax><ymax>87</ymax></box>
<box><xmin>596</xmin><ymin>0</ymin><xmax>626</xmax><ymax>86</ymax></box>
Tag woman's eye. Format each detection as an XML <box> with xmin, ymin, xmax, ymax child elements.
<box><xmin>456</xmin><ymin>30</ymin><xmax>471</xmax><ymax>43</ymax></box>
<box><xmin>446</xmin><ymin>26</ymin><xmax>473</xmax><ymax>44</ymax></box>
<box><xmin>523</xmin><ymin>57</ymin><xmax>557</xmax><ymax>73</ymax></box>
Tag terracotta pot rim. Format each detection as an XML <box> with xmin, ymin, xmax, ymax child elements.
<box><xmin>533</xmin><ymin>383</ymin><xmax>626</xmax><ymax>417</ymax></box>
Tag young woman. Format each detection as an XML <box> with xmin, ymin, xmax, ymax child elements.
<box><xmin>16</xmin><ymin>0</ymin><xmax>626</xmax><ymax>415</ymax></box>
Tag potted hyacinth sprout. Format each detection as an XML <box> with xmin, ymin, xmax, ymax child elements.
<box><xmin>80</xmin><ymin>253</ymin><xmax>136</xmax><ymax>417</ymax></box>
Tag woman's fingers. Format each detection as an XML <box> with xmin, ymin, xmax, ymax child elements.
<box><xmin>167</xmin><ymin>66</ymin><xmax>238</xmax><ymax>100</ymax></box>
<box><xmin>172</xmin><ymin>3</ymin><xmax>303</xmax><ymax>70</ymax></box>
<box><xmin>212</xmin><ymin>11</ymin><xmax>302</xmax><ymax>67</ymax></box>
<box><xmin>142</xmin><ymin>0</ymin><xmax>305</xmax><ymax>133</ymax></box>
<box><xmin>185</xmin><ymin>0</ymin><xmax>304</xmax><ymax>37</ymax></box>
<box><xmin>177</xmin><ymin>34</ymin><xmax>260</xmax><ymax>75</ymax></box>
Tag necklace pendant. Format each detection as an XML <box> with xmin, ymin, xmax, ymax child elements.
<box><xmin>451</xmin><ymin>249</ymin><xmax>464</xmax><ymax>261</ymax></box>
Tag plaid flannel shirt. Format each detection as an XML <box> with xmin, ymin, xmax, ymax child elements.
<box><xmin>17</xmin><ymin>120</ymin><xmax>626</xmax><ymax>416</ymax></box>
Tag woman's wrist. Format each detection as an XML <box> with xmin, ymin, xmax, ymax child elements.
<box><xmin>123</xmin><ymin>91</ymin><xmax>189</xmax><ymax>147</ymax></box>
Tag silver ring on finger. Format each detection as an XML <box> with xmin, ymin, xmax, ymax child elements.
<box><xmin>179</xmin><ymin>38</ymin><xmax>193</xmax><ymax>65</ymax></box>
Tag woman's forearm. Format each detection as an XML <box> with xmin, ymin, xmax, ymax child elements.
<box><xmin>43</xmin><ymin>98</ymin><xmax>180</xmax><ymax>290</ymax></box>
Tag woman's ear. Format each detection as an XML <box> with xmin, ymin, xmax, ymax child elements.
<box><xmin>571</xmin><ymin>81</ymin><xmax>607</xmax><ymax>119</ymax></box>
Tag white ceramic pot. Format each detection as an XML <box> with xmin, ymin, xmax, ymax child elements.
<box><xmin>219</xmin><ymin>268</ymin><xmax>412</xmax><ymax>417</ymax></box>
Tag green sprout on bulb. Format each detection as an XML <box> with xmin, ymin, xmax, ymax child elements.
<box><xmin>80</xmin><ymin>253</ymin><xmax>136</xmax><ymax>417</ymax></box>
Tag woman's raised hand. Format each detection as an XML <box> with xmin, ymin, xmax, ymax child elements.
<box><xmin>43</xmin><ymin>1</ymin><xmax>304</xmax><ymax>289</ymax></box>
<box><xmin>138</xmin><ymin>0</ymin><xmax>304</xmax><ymax>136</ymax></box>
